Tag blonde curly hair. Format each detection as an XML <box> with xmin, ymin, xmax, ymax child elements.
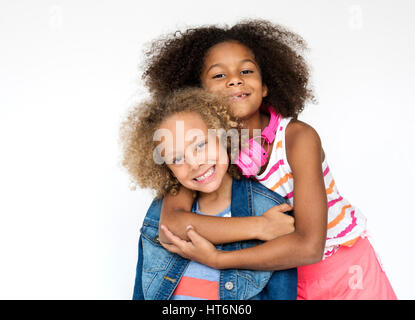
<box><xmin>119</xmin><ymin>87</ymin><xmax>242</xmax><ymax>198</ymax></box>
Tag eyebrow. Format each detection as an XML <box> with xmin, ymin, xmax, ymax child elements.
<box><xmin>205</xmin><ymin>59</ymin><xmax>259</xmax><ymax>74</ymax></box>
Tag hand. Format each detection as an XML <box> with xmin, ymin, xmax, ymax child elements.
<box><xmin>257</xmin><ymin>203</ymin><xmax>295</xmax><ymax>241</ymax></box>
<box><xmin>159</xmin><ymin>224</ymin><xmax>221</xmax><ymax>268</ymax></box>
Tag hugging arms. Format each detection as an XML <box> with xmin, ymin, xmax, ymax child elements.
<box><xmin>158</xmin><ymin>119</ymin><xmax>328</xmax><ymax>271</ymax></box>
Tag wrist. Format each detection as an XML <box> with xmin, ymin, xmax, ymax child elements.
<box><xmin>212</xmin><ymin>250</ymin><xmax>226</xmax><ymax>269</ymax></box>
<box><xmin>252</xmin><ymin>216</ymin><xmax>265</xmax><ymax>240</ymax></box>
<box><xmin>213</xmin><ymin>250</ymin><xmax>241</xmax><ymax>270</ymax></box>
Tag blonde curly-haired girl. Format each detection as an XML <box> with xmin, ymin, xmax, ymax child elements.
<box><xmin>119</xmin><ymin>87</ymin><xmax>242</xmax><ymax>198</ymax></box>
<box><xmin>120</xmin><ymin>87</ymin><xmax>297</xmax><ymax>300</ymax></box>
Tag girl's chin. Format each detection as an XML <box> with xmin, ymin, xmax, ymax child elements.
<box><xmin>194</xmin><ymin>179</ymin><xmax>221</xmax><ymax>194</ymax></box>
<box><xmin>229</xmin><ymin>107</ymin><xmax>257</xmax><ymax>120</ymax></box>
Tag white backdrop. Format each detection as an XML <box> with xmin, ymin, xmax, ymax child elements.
<box><xmin>0</xmin><ymin>0</ymin><xmax>414</xmax><ymax>299</ymax></box>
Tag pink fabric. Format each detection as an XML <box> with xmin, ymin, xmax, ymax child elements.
<box><xmin>297</xmin><ymin>237</ymin><xmax>397</xmax><ymax>300</ymax></box>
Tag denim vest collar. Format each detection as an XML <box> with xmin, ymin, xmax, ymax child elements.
<box><xmin>190</xmin><ymin>178</ymin><xmax>252</xmax><ymax>217</ymax></box>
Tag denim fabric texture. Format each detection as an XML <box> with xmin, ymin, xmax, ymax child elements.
<box><xmin>132</xmin><ymin>177</ymin><xmax>297</xmax><ymax>300</ymax></box>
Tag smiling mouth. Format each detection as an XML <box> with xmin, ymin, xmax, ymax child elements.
<box><xmin>230</xmin><ymin>93</ymin><xmax>250</xmax><ymax>100</ymax></box>
<box><xmin>193</xmin><ymin>166</ymin><xmax>215</xmax><ymax>182</ymax></box>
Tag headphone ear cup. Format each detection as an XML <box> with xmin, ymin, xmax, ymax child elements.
<box><xmin>249</xmin><ymin>139</ymin><xmax>269</xmax><ymax>167</ymax></box>
<box><xmin>236</xmin><ymin>147</ymin><xmax>258</xmax><ymax>177</ymax></box>
<box><xmin>248</xmin><ymin>139</ymin><xmax>262</xmax><ymax>168</ymax></box>
<box><xmin>236</xmin><ymin>139</ymin><xmax>267</xmax><ymax>177</ymax></box>
<box><xmin>236</xmin><ymin>105</ymin><xmax>279</xmax><ymax>177</ymax></box>
<box><xmin>260</xmin><ymin>147</ymin><xmax>269</xmax><ymax>167</ymax></box>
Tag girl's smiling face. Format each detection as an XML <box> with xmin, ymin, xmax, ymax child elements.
<box><xmin>158</xmin><ymin>112</ymin><xmax>229</xmax><ymax>194</ymax></box>
<box><xmin>200</xmin><ymin>41</ymin><xmax>268</xmax><ymax>120</ymax></box>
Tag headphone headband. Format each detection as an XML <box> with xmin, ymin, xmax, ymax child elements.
<box><xmin>261</xmin><ymin>106</ymin><xmax>281</xmax><ymax>144</ymax></box>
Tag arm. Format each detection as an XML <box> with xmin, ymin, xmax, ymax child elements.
<box><xmin>162</xmin><ymin>121</ymin><xmax>328</xmax><ymax>270</ymax></box>
<box><xmin>218</xmin><ymin>121</ymin><xmax>328</xmax><ymax>269</ymax></box>
<box><xmin>159</xmin><ymin>186</ymin><xmax>293</xmax><ymax>245</ymax></box>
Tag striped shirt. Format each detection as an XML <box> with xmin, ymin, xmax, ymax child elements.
<box><xmin>171</xmin><ymin>202</ymin><xmax>231</xmax><ymax>300</ymax></box>
<box><xmin>255</xmin><ymin>117</ymin><xmax>367</xmax><ymax>259</ymax></box>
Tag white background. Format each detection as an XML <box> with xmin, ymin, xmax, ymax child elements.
<box><xmin>0</xmin><ymin>0</ymin><xmax>414</xmax><ymax>299</ymax></box>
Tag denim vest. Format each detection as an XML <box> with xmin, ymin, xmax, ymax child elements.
<box><xmin>132</xmin><ymin>178</ymin><xmax>297</xmax><ymax>300</ymax></box>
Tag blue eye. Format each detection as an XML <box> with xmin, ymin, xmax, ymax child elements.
<box><xmin>196</xmin><ymin>141</ymin><xmax>206</xmax><ymax>150</ymax></box>
<box><xmin>173</xmin><ymin>156</ymin><xmax>183</xmax><ymax>164</ymax></box>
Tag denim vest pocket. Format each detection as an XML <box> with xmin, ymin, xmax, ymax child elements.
<box><xmin>237</xmin><ymin>269</ymin><xmax>272</xmax><ymax>299</ymax></box>
<box><xmin>140</xmin><ymin>223</ymin><xmax>176</xmax><ymax>299</ymax></box>
<box><xmin>234</xmin><ymin>241</ymin><xmax>272</xmax><ymax>299</ymax></box>
<box><xmin>141</xmin><ymin>223</ymin><xmax>174</xmax><ymax>272</ymax></box>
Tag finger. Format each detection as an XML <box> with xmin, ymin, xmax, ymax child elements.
<box><xmin>186</xmin><ymin>226</ymin><xmax>203</xmax><ymax>244</ymax></box>
<box><xmin>160</xmin><ymin>241</ymin><xmax>181</xmax><ymax>254</ymax></box>
<box><xmin>276</xmin><ymin>203</ymin><xmax>294</xmax><ymax>211</ymax></box>
<box><xmin>161</xmin><ymin>242</ymin><xmax>190</xmax><ymax>259</ymax></box>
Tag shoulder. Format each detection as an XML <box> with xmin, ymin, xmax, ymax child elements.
<box><xmin>286</xmin><ymin>119</ymin><xmax>321</xmax><ymax>147</ymax></box>
<box><xmin>143</xmin><ymin>197</ymin><xmax>163</xmax><ymax>226</ymax></box>
<box><xmin>285</xmin><ymin>119</ymin><xmax>324</xmax><ymax>166</ymax></box>
<box><xmin>250</xmin><ymin>179</ymin><xmax>288</xmax><ymax>205</ymax></box>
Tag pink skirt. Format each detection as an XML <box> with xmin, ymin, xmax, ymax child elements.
<box><xmin>297</xmin><ymin>237</ymin><xmax>397</xmax><ymax>300</ymax></box>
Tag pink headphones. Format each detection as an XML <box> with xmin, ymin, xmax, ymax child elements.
<box><xmin>236</xmin><ymin>105</ymin><xmax>281</xmax><ymax>177</ymax></box>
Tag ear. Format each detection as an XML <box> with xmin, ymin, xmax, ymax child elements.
<box><xmin>262</xmin><ymin>84</ymin><xmax>268</xmax><ymax>98</ymax></box>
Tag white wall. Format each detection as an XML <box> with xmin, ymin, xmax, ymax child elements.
<box><xmin>0</xmin><ymin>0</ymin><xmax>413</xmax><ymax>299</ymax></box>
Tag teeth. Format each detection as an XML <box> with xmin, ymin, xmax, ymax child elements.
<box><xmin>195</xmin><ymin>167</ymin><xmax>215</xmax><ymax>181</ymax></box>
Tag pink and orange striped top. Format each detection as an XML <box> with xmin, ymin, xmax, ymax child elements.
<box><xmin>255</xmin><ymin>117</ymin><xmax>367</xmax><ymax>259</ymax></box>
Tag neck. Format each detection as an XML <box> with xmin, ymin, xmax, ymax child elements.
<box><xmin>198</xmin><ymin>172</ymin><xmax>233</xmax><ymax>203</ymax></box>
<box><xmin>243</xmin><ymin>110</ymin><xmax>270</xmax><ymax>138</ymax></box>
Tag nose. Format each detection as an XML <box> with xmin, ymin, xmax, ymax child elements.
<box><xmin>188</xmin><ymin>159</ymin><xmax>200</xmax><ymax>171</ymax></box>
<box><xmin>227</xmin><ymin>74</ymin><xmax>244</xmax><ymax>87</ymax></box>
<box><xmin>186</xmin><ymin>152</ymin><xmax>202</xmax><ymax>170</ymax></box>
<box><xmin>187</xmin><ymin>146</ymin><xmax>208</xmax><ymax>172</ymax></box>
